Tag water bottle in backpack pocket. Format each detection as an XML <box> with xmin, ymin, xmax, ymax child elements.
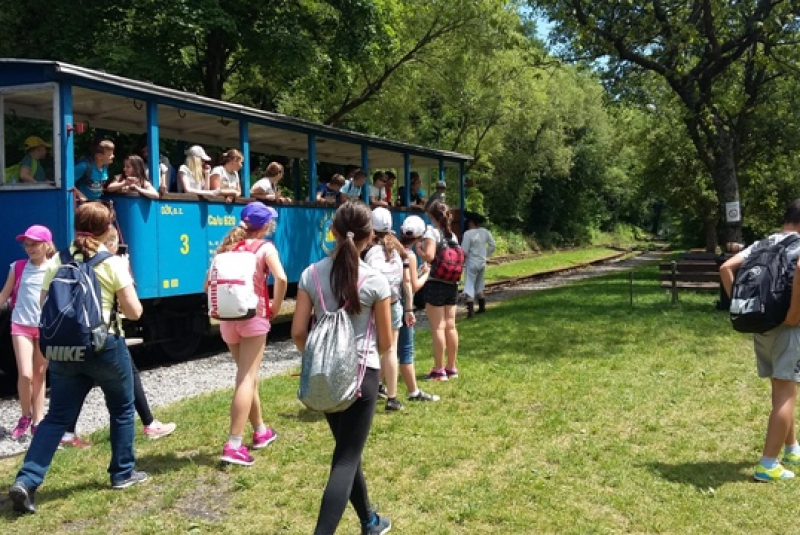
<box><xmin>729</xmin><ymin>234</ymin><xmax>800</xmax><ymax>333</ymax></box>
<box><xmin>39</xmin><ymin>250</ymin><xmax>113</xmax><ymax>361</ymax></box>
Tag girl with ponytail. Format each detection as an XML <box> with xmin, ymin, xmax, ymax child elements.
<box><xmin>291</xmin><ymin>200</ymin><xmax>393</xmax><ymax>534</ymax></box>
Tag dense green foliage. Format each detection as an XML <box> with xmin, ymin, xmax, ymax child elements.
<box><xmin>2</xmin><ymin>1</ymin><xmax>798</xmax><ymax>247</ymax></box>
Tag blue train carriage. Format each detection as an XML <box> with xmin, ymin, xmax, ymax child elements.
<box><xmin>0</xmin><ymin>59</ymin><xmax>472</xmax><ymax>365</ymax></box>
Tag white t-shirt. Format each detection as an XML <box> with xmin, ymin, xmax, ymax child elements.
<box><xmin>251</xmin><ymin>178</ymin><xmax>277</xmax><ymax>197</ymax></box>
<box><xmin>462</xmin><ymin>227</ymin><xmax>496</xmax><ymax>268</ymax></box>
<box><xmin>178</xmin><ymin>164</ymin><xmax>204</xmax><ymax>192</ymax></box>
<box><xmin>369</xmin><ymin>185</ymin><xmax>386</xmax><ymax>202</ymax></box>
<box><xmin>11</xmin><ymin>259</ymin><xmax>53</xmax><ymax>327</ymax></box>
<box><xmin>211</xmin><ymin>166</ymin><xmax>240</xmax><ymax>190</ymax></box>
<box><xmin>364</xmin><ymin>245</ymin><xmax>404</xmax><ymax>302</ymax></box>
<box><xmin>422</xmin><ymin>226</ymin><xmax>459</xmax><ymax>245</ymax></box>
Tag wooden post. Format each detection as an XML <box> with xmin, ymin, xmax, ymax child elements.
<box><xmin>671</xmin><ymin>261</ymin><xmax>678</xmax><ymax>304</ymax></box>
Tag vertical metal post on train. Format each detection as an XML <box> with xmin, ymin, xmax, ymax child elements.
<box><xmin>59</xmin><ymin>83</ymin><xmax>75</xmax><ymax>246</ymax></box>
<box><xmin>403</xmin><ymin>153</ymin><xmax>411</xmax><ymax>207</ymax></box>
<box><xmin>146</xmin><ymin>102</ymin><xmax>159</xmax><ymax>190</ymax></box>
<box><xmin>361</xmin><ymin>145</ymin><xmax>370</xmax><ymax>204</ymax></box>
<box><xmin>239</xmin><ymin>120</ymin><xmax>250</xmax><ymax>193</ymax></box>
<box><xmin>292</xmin><ymin>158</ymin><xmax>301</xmax><ymax>199</ymax></box>
<box><xmin>308</xmin><ymin>134</ymin><xmax>317</xmax><ymax>201</ymax></box>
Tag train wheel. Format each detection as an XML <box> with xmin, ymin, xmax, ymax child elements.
<box><xmin>157</xmin><ymin>312</ymin><xmax>208</xmax><ymax>362</ymax></box>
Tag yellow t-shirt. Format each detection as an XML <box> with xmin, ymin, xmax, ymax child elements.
<box><xmin>42</xmin><ymin>245</ymin><xmax>134</xmax><ymax>324</ymax></box>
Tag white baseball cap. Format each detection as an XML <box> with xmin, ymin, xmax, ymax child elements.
<box><xmin>371</xmin><ymin>207</ymin><xmax>394</xmax><ymax>233</ymax></box>
<box><xmin>185</xmin><ymin>145</ymin><xmax>211</xmax><ymax>162</ymax></box>
<box><xmin>400</xmin><ymin>215</ymin><xmax>426</xmax><ymax>238</ymax></box>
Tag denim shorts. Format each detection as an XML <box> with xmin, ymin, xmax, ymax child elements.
<box><xmin>390</xmin><ymin>300</ymin><xmax>403</xmax><ymax>330</ymax></box>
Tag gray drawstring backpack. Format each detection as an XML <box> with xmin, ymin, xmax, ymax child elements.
<box><xmin>298</xmin><ymin>265</ymin><xmax>373</xmax><ymax>413</ymax></box>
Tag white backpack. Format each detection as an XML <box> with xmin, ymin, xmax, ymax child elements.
<box><xmin>208</xmin><ymin>240</ymin><xmax>268</xmax><ymax>320</ymax></box>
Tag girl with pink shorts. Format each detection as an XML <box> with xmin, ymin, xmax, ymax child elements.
<box><xmin>209</xmin><ymin>202</ymin><xmax>287</xmax><ymax>466</ymax></box>
<box><xmin>0</xmin><ymin>225</ymin><xmax>56</xmax><ymax>439</ymax></box>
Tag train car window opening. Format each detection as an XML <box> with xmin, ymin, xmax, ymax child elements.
<box><xmin>1</xmin><ymin>83</ymin><xmax>59</xmax><ymax>190</ymax></box>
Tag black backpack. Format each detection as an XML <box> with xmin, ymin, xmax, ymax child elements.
<box><xmin>729</xmin><ymin>234</ymin><xmax>800</xmax><ymax>333</ymax></box>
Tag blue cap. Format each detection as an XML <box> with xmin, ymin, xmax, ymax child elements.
<box><xmin>240</xmin><ymin>202</ymin><xmax>277</xmax><ymax>230</ymax></box>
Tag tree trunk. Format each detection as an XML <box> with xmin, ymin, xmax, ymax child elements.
<box><xmin>703</xmin><ymin>213</ymin><xmax>718</xmax><ymax>253</ymax></box>
<box><xmin>710</xmin><ymin>123</ymin><xmax>743</xmax><ymax>247</ymax></box>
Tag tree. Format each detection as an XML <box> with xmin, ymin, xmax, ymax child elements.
<box><xmin>531</xmin><ymin>0</ymin><xmax>800</xmax><ymax>247</ymax></box>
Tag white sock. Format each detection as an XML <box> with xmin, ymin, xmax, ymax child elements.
<box><xmin>255</xmin><ymin>424</ymin><xmax>267</xmax><ymax>434</ymax></box>
<box><xmin>228</xmin><ymin>435</ymin><xmax>243</xmax><ymax>448</ymax></box>
<box><xmin>408</xmin><ymin>390</ymin><xmax>420</xmax><ymax>397</ymax></box>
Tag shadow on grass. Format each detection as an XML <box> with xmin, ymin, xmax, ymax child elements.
<box><xmin>646</xmin><ymin>460</ymin><xmax>753</xmax><ymax>488</ymax></box>
<box><xmin>0</xmin><ymin>479</ymin><xmax>106</xmax><ymax>521</ymax></box>
<box><xmin>137</xmin><ymin>450</ymin><xmax>221</xmax><ymax>475</ymax></box>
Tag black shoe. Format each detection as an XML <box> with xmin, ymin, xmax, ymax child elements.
<box><xmin>362</xmin><ymin>513</ymin><xmax>392</xmax><ymax>534</ymax></box>
<box><xmin>407</xmin><ymin>389</ymin><xmax>440</xmax><ymax>402</ymax></box>
<box><xmin>9</xmin><ymin>481</ymin><xmax>36</xmax><ymax>514</ymax></box>
<box><xmin>377</xmin><ymin>383</ymin><xmax>388</xmax><ymax>400</ymax></box>
<box><xmin>385</xmin><ymin>398</ymin><xmax>405</xmax><ymax>411</ymax></box>
<box><xmin>477</xmin><ymin>298</ymin><xmax>486</xmax><ymax>314</ymax></box>
<box><xmin>112</xmin><ymin>470</ymin><xmax>148</xmax><ymax>490</ymax></box>
<box><xmin>466</xmin><ymin>302</ymin><xmax>475</xmax><ymax>318</ymax></box>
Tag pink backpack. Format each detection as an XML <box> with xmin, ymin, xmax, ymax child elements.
<box><xmin>9</xmin><ymin>259</ymin><xmax>27</xmax><ymax>309</ymax></box>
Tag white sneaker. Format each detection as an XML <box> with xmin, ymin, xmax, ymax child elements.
<box><xmin>143</xmin><ymin>420</ymin><xmax>177</xmax><ymax>440</ymax></box>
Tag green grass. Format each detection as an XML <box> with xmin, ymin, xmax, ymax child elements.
<box><xmin>485</xmin><ymin>247</ymin><xmax>622</xmax><ymax>282</ymax></box>
<box><xmin>0</xmin><ymin>262</ymin><xmax>785</xmax><ymax>534</ymax></box>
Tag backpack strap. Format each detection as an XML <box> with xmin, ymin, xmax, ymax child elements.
<box><xmin>10</xmin><ymin>259</ymin><xmax>28</xmax><ymax>308</ymax></box>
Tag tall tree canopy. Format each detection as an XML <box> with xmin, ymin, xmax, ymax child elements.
<box><xmin>532</xmin><ymin>0</ymin><xmax>800</xmax><ymax>247</ymax></box>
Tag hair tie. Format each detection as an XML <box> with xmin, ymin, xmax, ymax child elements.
<box><xmin>346</xmin><ymin>231</ymin><xmax>354</xmax><ymax>240</ymax></box>
<box><xmin>76</xmin><ymin>231</ymin><xmax>94</xmax><ymax>237</ymax></box>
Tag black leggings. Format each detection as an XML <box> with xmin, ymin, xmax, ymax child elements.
<box><xmin>67</xmin><ymin>360</ymin><xmax>153</xmax><ymax>433</ymax></box>
<box><xmin>314</xmin><ymin>368</ymin><xmax>379</xmax><ymax>535</ymax></box>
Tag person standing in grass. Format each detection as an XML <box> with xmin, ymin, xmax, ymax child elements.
<box><xmin>210</xmin><ymin>202</ymin><xmax>287</xmax><ymax>466</ymax></box>
<box><xmin>416</xmin><ymin>200</ymin><xmax>460</xmax><ymax>381</ymax></box>
<box><xmin>291</xmin><ymin>200</ymin><xmax>393</xmax><ymax>535</ymax></box>
<box><xmin>461</xmin><ymin>212</ymin><xmax>496</xmax><ymax>318</ymax></box>
<box><xmin>720</xmin><ymin>198</ymin><xmax>800</xmax><ymax>482</ymax></box>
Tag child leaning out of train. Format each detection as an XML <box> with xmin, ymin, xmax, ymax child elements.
<box><xmin>60</xmin><ymin>227</ymin><xmax>177</xmax><ymax>448</ymax></box>
<box><xmin>73</xmin><ymin>139</ymin><xmax>115</xmax><ymax>201</ymax></box>
<box><xmin>105</xmin><ymin>155</ymin><xmax>159</xmax><ymax>199</ymax></box>
<box><xmin>0</xmin><ymin>225</ymin><xmax>56</xmax><ymax>439</ymax></box>
<box><xmin>250</xmin><ymin>161</ymin><xmax>292</xmax><ymax>204</ymax></box>
<box><xmin>208</xmin><ymin>202</ymin><xmax>287</xmax><ymax>466</ymax></box>
<box><xmin>209</xmin><ymin>149</ymin><xmax>243</xmax><ymax>203</ymax></box>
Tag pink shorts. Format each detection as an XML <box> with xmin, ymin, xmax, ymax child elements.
<box><xmin>220</xmin><ymin>316</ymin><xmax>271</xmax><ymax>345</ymax></box>
<box><xmin>11</xmin><ymin>323</ymin><xmax>40</xmax><ymax>339</ymax></box>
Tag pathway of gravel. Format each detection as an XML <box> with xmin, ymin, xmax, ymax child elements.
<box><xmin>0</xmin><ymin>251</ymin><xmax>666</xmax><ymax>458</ymax></box>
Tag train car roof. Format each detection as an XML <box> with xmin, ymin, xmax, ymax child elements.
<box><xmin>0</xmin><ymin>59</ymin><xmax>472</xmax><ymax>168</ymax></box>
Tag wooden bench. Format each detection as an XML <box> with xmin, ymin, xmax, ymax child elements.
<box><xmin>659</xmin><ymin>252</ymin><xmax>724</xmax><ymax>303</ymax></box>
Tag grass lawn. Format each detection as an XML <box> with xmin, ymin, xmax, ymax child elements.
<box><xmin>485</xmin><ymin>247</ymin><xmax>623</xmax><ymax>283</ymax></box>
<box><xmin>0</xmin><ymin>262</ymin><xmax>785</xmax><ymax>534</ymax></box>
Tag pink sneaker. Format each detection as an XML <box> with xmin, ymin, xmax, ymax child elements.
<box><xmin>143</xmin><ymin>420</ymin><xmax>177</xmax><ymax>440</ymax></box>
<box><xmin>12</xmin><ymin>416</ymin><xmax>32</xmax><ymax>439</ymax></box>
<box><xmin>423</xmin><ymin>369</ymin><xmax>448</xmax><ymax>382</ymax></box>
<box><xmin>220</xmin><ymin>443</ymin><xmax>254</xmax><ymax>466</ymax></box>
<box><xmin>252</xmin><ymin>427</ymin><xmax>277</xmax><ymax>449</ymax></box>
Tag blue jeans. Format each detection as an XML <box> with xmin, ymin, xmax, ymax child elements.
<box><xmin>15</xmin><ymin>335</ymin><xmax>136</xmax><ymax>489</ymax></box>
<box><xmin>397</xmin><ymin>319</ymin><xmax>414</xmax><ymax>365</ymax></box>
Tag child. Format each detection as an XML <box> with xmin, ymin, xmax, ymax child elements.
<box><xmin>291</xmin><ymin>200</ymin><xmax>393</xmax><ymax>534</ymax></box>
<box><xmin>363</xmin><ymin>207</ymin><xmax>406</xmax><ymax>411</ymax></box>
<box><xmin>398</xmin><ymin>215</ymin><xmax>439</xmax><ymax>402</ymax></box>
<box><xmin>250</xmin><ymin>161</ymin><xmax>291</xmax><ymax>204</ymax></box>
<box><xmin>105</xmin><ymin>155</ymin><xmax>160</xmax><ymax>199</ymax></box>
<box><xmin>461</xmin><ymin>212</ymin><xmax>496</xmax><ymax>317</ymax></box>
<box><xmin>316</xmin><ymin>173</ymin><xmax>346</xmax><ymax>205</ymax></box>
<box><xmin>210</xmin><ymin>202</ymin><xmax>287</xmax><ymax>466</ymax></box>
<box><xmin>60</xmin><ymin>227</ymin><xmax>177</xmax><ymax>447</ymax></box>
<box><xmin>0</xmin><ymin>225</ymin><xmax>56</xmax><ymax>439</ymax></box>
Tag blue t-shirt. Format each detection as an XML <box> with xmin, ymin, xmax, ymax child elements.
<box><xmin>74</xmin><ymin>159</ymin><xmax>108</xmax><ymax>200</ymax></box>
<box><xmin>317</xmin><ymin>184</ymin><xmax>342</xmax><ymax>203</ymax></box>
<box><xmin>20</xmin><ymin>154</ymin><xmax>46</xmax><ymax>182</ymax></box>
<box><xmin>341</xmin><ymin>180</ymin><xmax>366</xmax><ymax>200</ymax></box>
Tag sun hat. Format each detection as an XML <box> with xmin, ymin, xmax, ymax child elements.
<box><xmin>371</xmin><ymin>207</ymin><xmax>394</xmax><ymax>233</ymax></box>
<box><xmin>185</xmin><ymin>145</ymin><xmax>212</xmax><ymax>162</ymax></box>
<box><xmin>24</xmin><ymin>136</ymin><xmax>51</xmax><ymax>149</ymax></box>
<box><xmin>400</xmin><ymin>215</ymin><xmax>426</xmax><ymax>238</ymax></box>
<box><xmin>16</xmin><ymin>224</ymin><xmax>53</xmax><ymax>242</ymax></box>
<box><xmin>240</xmin><ymin>202</ymin><xmax>278</xmax><ymax>230</ymax></box>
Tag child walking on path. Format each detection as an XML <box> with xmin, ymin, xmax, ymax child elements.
<box><xmin>398</xmin><ymin>216</ymin><xmax>439</xmax><ymax>402</ymax></box>
<box><xmin>210</xmin><ymin>202</ymin><xmax>287</xmax><ymax>466</ymax></box>
<box><xmin>291</xmin><ymin>200</ymin><xmax>393</xmax><ymax>535</ymax></box>
<box><xmin>0</xmin><ymin>225</ymin><xmax>55</xmax><ymax>439</ymax></box>
<box><xmin>60</xmin><ymin>227</ymin><xmax>176</xmax><ymax>448</ymax></box>
<box><xmin>720</xmin><ymin>198</ymin><xmax>800</xmax><ymax>482</ymax></box>
<box><xmin>461</xmin><ymin>213</ymin><xmax>496</xmax><ymax>318</ymax></box>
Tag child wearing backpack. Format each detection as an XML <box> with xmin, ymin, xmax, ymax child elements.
<box><xmin>720</xmin><ymin>198</ymin><xmax>800</xmax><ymax>482</ymax></box>
<box><xmin>10</xmin><ymin>202</ymin><xmax>148</xmax><ymax>514</ymax></box>
<box><xmin>291</xmin><ymin>200</ymin><xmax>393</xmax><ymax>535</ymax></box>
<box><xmin>416</xmin><ymin>200</ymin><xmax>462</xmax><ymax>381</ymax></box>
<box><xmin>0</xmin><ymin>225</ymin><xmax>56</xmax><ymax>439</ymax></box>
<box><xmin>363</xmin><ymin>207</ymin><xmax>407</xmax><ymax>411</ymax></box>
<box><xmin>208</xmin><ymin>202</ymin><xmax>287</xmax><ymax>466</ymax></box>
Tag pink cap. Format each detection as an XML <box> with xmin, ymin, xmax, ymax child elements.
<box><xmin>16</xmin><ymin>224</ymin><xmax>53</xmax><ymax>243</ymax></box>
